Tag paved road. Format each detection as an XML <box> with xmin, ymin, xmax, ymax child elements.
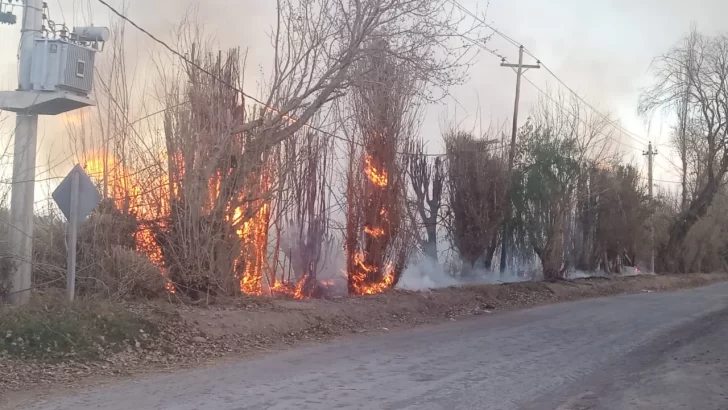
<box><xmin>13</xmin><ymin>283</ymin><xmax>728</xmax><ymax>410</ymax></box>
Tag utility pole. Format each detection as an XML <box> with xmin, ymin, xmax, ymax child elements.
<box><xmin>8</xmin><ymin>0</ymin><xmax>43</xmax><ymax>305</ymax></box>
<box><xmin>1</xmin><ymin>2</ymin><xmax>105</xmax><ymax>305</ymax></box>
<box><xmin>499</xmin><ymin>45</ymin><xmax>540</xmax><ymax>273</ymax></box>
<box><xmin>643</xmin><ymin>142</ymin><xmax>657</xmax><ymax>273</ymax></box>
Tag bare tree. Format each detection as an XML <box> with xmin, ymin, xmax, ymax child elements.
<box><xmin>408</xmin><ymin>141</ymin><xmax>444</xmax><ymax>261</ymax></box>
<box><xmin>154</xmin><ymin>1</ymin><xmax>477</xmax><ymax>297</ymax></box>
<box><xmin>444</xmin><ymin>130</ymin><xmax>507</xmax><ymax>272</ymax></box>
<box><xmin>236</xmin><ymin>0</ymin><xmax>478</xmax><ymax>150</ymax></box>
<box><xmin>271</xmin><ymin>125</ymin><xmax>336</xmax><ymax>298</ymax></box>
<box><xmin>639</xmin><ymin>30</ymin><xmax>728</xmax><ymax>272</ymax></box>
<box><xmin>673</xmin><ymin>24</ymin><xmax>699</xmax><ymax>212</ymax></box>
<box><xmin>344</xmin><ymin>38</ymin><xmax>422</xmax><ymax>294</ymax></box>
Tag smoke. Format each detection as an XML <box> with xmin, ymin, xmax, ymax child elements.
<box><xmin>396</xmin><ymin>255</ymin><xmax>535</xmax><ymax>291</ymax></box>
<box><xmin>396</xmin><ymin>258</ymin><xmax>461</xmax><ymax>291</ymax></box>
<box><xmin>396</xmin><ymin>255</ymin><xmax>653</xmax><ymax>292</ymax></box>
<box><xmin>274</xmin><ymin>221</ymin><xmax>348</xmax><ymax>296</ymax></box>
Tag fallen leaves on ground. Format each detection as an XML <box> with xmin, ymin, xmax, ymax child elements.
<box><xmin>2</xmin><ymin>272</ymin><xmax>726</xmax><ymax>395</ymax></box>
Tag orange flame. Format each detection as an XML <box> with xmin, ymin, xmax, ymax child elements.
<box><xmin>364</xmin><ymin>155</ymin><xmax>388</xmax><ymax>187</ymax></box>
<box><xmin>349</xmin><ymin>252</ymin><xmax>395</xmax><ymax>295</ymax></box>
<box><xmin>364</xmin><ymin>226</ymin><xmax>385</xmax><ymax>238</ymax></box>
<box><xmin>83</xmin><ymin>151</ymin><xmax>325</xmax><ymax>300</ymax></box>
<box><xmin>83</xmin><ymin>154</ymin><xmax>175</xmax><ymax>293</ymax></box>
<box><xmin>230</xmin><ymin>170</ymin><xmax>272</xmax><ymax>296</ymax></box>
<box><xmin>269</xmin><ymin>274</ymin><xmax>308</xmax><ymax>300</ymax></box>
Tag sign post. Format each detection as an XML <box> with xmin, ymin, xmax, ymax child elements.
<box><xmin>52</xmin><ymin>165</ymin><xmax>101</xmax><ymax>302</ymax></box>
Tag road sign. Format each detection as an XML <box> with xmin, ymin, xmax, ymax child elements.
<box><xmin>52</xmin><ymin>164</ymin><xmax>101</xmax><ymax>224</ymax></box>
<box><xmin>52</xmin><ymin>164</ymin><xmax>101</xmax><ymax>302</ymax></box>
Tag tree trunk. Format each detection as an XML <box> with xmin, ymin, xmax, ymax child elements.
<box><xmin>660</xmin><ymin>176</ymin><xmax>721</xmax><ymax>273</ymax></box>
<box><xmin>423</xmin><ymin>217</ymin><xmax>438</xmax><ymax>260</ymax></box>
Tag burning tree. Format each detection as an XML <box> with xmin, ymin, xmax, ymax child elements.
<box><xmin>345</xmin><ymin>39</ymin><xmax>420</xmax><ymax>294</ymax></box>
<box><xmin>270</xmin><ymin>126</ymin><xmax>336</xmax><ymax>298</ymax></box>
<box><xmin>59</xmin><ymin>0</ymin><xmax>483</xmax><ymax>300</ymax></box>
<box><xmin>158</xmin><ymin>46</ymin><xmax>268</xmax><ymax>299</ymax></box>
<box><xmin>153</xmin><ymin>1</ymin><xmax>479</xmax><ymax>297</ymax></box>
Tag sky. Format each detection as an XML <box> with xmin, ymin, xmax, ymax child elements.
<box><xmin>1</xmin><ymin>0</ymin><xmax>727</xmax><ymax>204</ymax></box>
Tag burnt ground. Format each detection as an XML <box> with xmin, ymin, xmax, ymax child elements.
<box><xmin>1</xmin><ymin>272</ymin><xmax>727</xmax><ymax>407</ymax></box>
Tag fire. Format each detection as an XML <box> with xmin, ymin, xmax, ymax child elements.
<box><xmin>236</xmin><ymin>201</ymin><xmax>270</xmax><ymax>296</ymax></box>
<box><xmin>83</xmin><ymin>153</ymin><xmax>176</xmax><ymax>293</ymax></box>
<box><xmin>268</xmin><ymin>274</ymin><xmax>307</xmax><ymax>300</ymax></box>
<box><xmin>349</xmin><ymin>252</ymin><xmax>394</xmax><ymax>295</ymax></box>
<box><xmin>227</xmin><ymin>168</ymin><xmax>273</xmax><ymax>297</ymax></box>
<box><xmin>364</xmin><ymin>155</ymin><xmax>388</xmax><ymax>187</ymax></box>
<box><xmin>364</xmin><ymin>226</ymin><xmax>385</xmax><ymax>238</ymax></box>
<box><xmin>344</xmin><ymin>151</ymin><xmax>398</xmax><ymax>296</ymax></box>
<box><xmin>83</xmin><ymin>145</ymin><xmax>397</xmax><ymax>299</ymax></box>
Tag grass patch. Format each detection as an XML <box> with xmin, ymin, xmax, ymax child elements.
<box><xmin>0</xmin><ymin>292</ymin><xmax>157</xmax><ymax>362</ymax></box>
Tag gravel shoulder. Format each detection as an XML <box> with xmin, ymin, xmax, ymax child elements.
<box><xmin>2</xmin><ymin>273</ymin><xmax>727</xmax><ymax>407</ymax></box>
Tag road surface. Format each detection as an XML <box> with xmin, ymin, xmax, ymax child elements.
<box><xmin>12</xmin><ymin>283</ymin><xmax>728</xmax><ymax>410</ymax></box>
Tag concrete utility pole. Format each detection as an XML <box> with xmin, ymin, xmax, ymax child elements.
<box><xmin>8</xmin><ymin>0</ymin><xmax>43</xmax><ymax>305</ymax></box>
<box><xmin>643</xmin><ymin>142</ymin><xmax>657</xmax><ymax>273</ymax></box>
<box><xmin>1</xmin><ymin>2</ymin><xmax>103</xmax><ymax>305</ymax></box>
<box><xmin>499</xmin><ymin>45</ymin><xmax>540</xmax><ymax>273</ymax></box>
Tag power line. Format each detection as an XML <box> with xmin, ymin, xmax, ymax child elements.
<box><xmin>95</xmin><ymin>0</ymin><xmax>651</xmax><ymax>161</ymax></box>
<box><xmin>448</xmin><ymin>0</ymin><xmax>651</xmax><ymax>147</ymax></box>
<box><xmin>521</xmin><ymin>73</ymin><xmax>644</xmax><ymax>152</ymax></box>
<box><xmin>463</xmin><ymin>32</ymin><xmax>645</xmax><ymax>154</ymax></box>
<box><xmin>654</xmin><ymin>178</ymin><xmax>681</xmax><ymax>184</ymax></box>
<box><xmin>93</xmin><ymin>0</ymin><xmax>509</xmax><ymax>158</ymax></box>
<box><xmin>530</xmin><ymin>58</ymin><xmax>650</xmax><ymax>147</ymax></box>
<box><xmin>459</xmin><ymin>33</ymin><xmax>646</xmax><ymax>153</ymax></box>
<box><xmin>448</xmin><ymin>0</ymin><xmax>521</xmax><ymax>48</ymax></box>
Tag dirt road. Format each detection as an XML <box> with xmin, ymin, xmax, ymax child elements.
<box><xmin>11</xmin><ymin>282</ymin><xmax>728</xmax><ymax>410</ymax></box>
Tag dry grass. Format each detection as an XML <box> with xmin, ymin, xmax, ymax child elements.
<box><xmin>0</xmin><ymin>291</ymin><xmax>157</xmax><ymax>362</ymax></box>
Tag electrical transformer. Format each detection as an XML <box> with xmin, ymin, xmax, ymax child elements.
<box><xmin>29</xmin><ymin>39</ymin><xmax>97</xmax><ymax>96</ymax></box>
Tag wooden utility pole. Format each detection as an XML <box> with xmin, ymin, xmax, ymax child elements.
<box><xmin>643</xmin><ymin>142</ymin><xmax>657</xmax><ymax>273</ymax></box>
<box><xmin>499</xmin><ymin>45</ymin><xmax>540</xmax><ymax>273</ymax></box>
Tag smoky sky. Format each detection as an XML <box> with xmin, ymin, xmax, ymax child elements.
<box><xmin>0</xmin><ymin>0</ymin><xmax>726</xmax><ymax>194</ymax></box>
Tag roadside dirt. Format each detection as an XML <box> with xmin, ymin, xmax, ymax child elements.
<box><xmin>1</xmin><ymin>272</ymin><xmax>726</xmax><ymax>399</ymax></box>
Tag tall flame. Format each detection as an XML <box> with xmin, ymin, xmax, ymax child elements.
<box><xmin>230</xmin><ymin>170</ymin><xmax>272</xmax><ymax>296</ymax></box>
<box><xmin>83</xmin><ymin>153</ymin><xmax>175</xmax><ymax>293</ymax></box>
<box><xmin>346</xmin><ymin>152</ymin><xmax>396</xmax><ymax>296</ymax></box>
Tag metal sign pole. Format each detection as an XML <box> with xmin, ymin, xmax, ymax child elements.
<box><xmin>66</xmin><ymin>169</ymin><xmax>80</xmax><ymax>302</ymax></box>
<box><xmin>52</xmin><ymin>164</ymin><xmax>101</xmax><ymax>301</ymax></box>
